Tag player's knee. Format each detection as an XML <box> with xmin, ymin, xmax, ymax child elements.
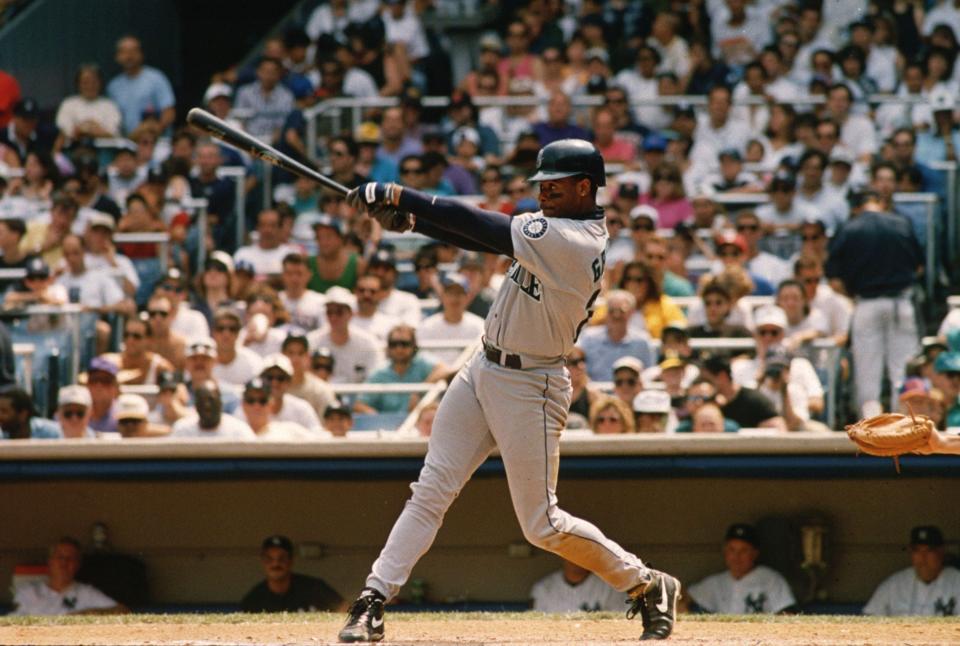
<box><xmin>522</xmin><ymin>522</ymin><xmax>566</xmax><ymax>552</ymax></box>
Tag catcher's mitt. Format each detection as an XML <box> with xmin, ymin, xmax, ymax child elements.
<box><xmin>845</xmin><ymin>412</ymin><xmax>935</xmax><ymax>471</ymax></box>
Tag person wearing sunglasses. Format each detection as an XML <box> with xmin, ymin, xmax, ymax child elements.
<box><xmin>211</xmin><ymin>307</ymin><xmax>264</xmax><ymax>387</ymax></box>
<box><xmin>350</xmin><ymin>274</ymin><xmax>398</xmax><ymax>342</ymax></box>
<box><xmin>145</xmin><ymin>294</ymin><xmax>186</xmax><ymax>372</ymax></box>
<box><xmin>83</xmin><ymin>357</ymin><xmax>121</xmax><ymax>434</ymax></box>
<box><xmin>55</xmin><ymin>385</ymin><xmax>96</xmax><ymax>439</ymax></box>
<box><xmin>675</xmin><ymin>379</ymin><xmax>739</xmax><ymax>433</ymax></box>
<box><xmin>565</xmin><ymin>348</ymin><xmax>599</xmax><ymax>419</ymax></box>
<box><xmin>241</xmin><ymin>377</ymin><xmax>313</xmax><ymax>440</ymax></box>
<box><xmin>306</xmin><ymin>287</ymin><xmax>382</xmax><ymax>384</ymax></box>
<box><xmin>588</xmin><ymin>396</ymin><xmax>635</xmax><ymax>435</ymax></box>
<box><xmin>100</xmin><ymin>315</ymin><xmax>173</xmax><ymax>387</ymax></box>
<box><xmin>609</xmin><ymin>356</ymin><xmax>645</xmax><ymax>408</ymax></box>
<box><xmin>731</xmin><ymin>211</ymin><xmax>792</xmax><ymax>287</ymax></box>
<box><xmin>155</xmin><ymin>267</ymin><xmax>210</xmax><ymax>340</ymax></box>
<box><xmin>354</xmin><ymin>325</ymin><xmax>445</xmax><ymax>415</ymax></box>
<box><xmin>711</xmin><ymin>230</ymin><xmax>775</xmax><ymax>296</ymax></box>
<box><xmin>247</xmin><ymin>354</ymin><xmax>322</xmax><ymax>435</ymax></box>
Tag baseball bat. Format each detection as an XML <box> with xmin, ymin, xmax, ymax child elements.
<box><xmin>186</xmin><ymin>107</ymin><xmax>350</xmax><ymax>196</ymax></box>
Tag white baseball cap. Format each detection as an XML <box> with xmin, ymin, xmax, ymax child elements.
<box><xmin>612</xmin><ymin>356</ymin><xmax>644</xmax><ymax>376</ymax></box>
<box><xmin>58</xmin><ymin>385</ymin><xmax>91</xmax><ymax>409</ymax></box>
<box><xmin>88</xmin><ymin>212</ymin><xmax>116</xmax><ymax>232</ymax></box>
<box><xmin>187</xmin><ymin>337</ymin><xmax>217</xmax><ymax>358</ymax></box>
<box><xmin>324</xmin><ymin>286</ymin><xmax>356</xmax><ymax>311</ymax></box>
<box><xmin>754</xmin><ymin>305</ymin><xmax>788</xmax><ymax>330</ymax></box>
<box><xmin>929</xmin><ymin>86</ymin><xmax>955</xmax><ymax>112</ymax></box>
<box><xmin>204</xmin><ymin>82</ymin><xmax>233</xmax><ymax>104</ymax></box>
<box><xmin>261</xmin><ymin>353</ymin><xmax>294</xmax><ymax>377</ymax></box>
<box><xmin>116</xmin><ymin>393</ymin><xmax>149</xmax><ymax>421</ymax></box>
<box><xmin>633</xmin><ymin>389</ymin><xmax>671</xmax><ymax>414</ymax></box>
<box><xmin>629</xmin><ymin>205</ymin><xmax>659</xmax><ymax>226</ymax></box>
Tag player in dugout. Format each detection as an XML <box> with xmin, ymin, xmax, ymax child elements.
<box><xmin>336</xmin><ymin>139</ymin><xmax>680</xmax><ymax>642</ymax></box>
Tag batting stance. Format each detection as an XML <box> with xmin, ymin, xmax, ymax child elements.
<box><xmin>338</xmin><ymin>140</ymin><xmax>680</xmax><ymax>642</ymax></box>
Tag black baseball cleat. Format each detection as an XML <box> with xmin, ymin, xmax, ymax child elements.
<box><xmin>626</xmin><ymin>570</ymin><xmax>681</xmax><ymax>641</ymax></box>
<box><xmin>338</xmin><ymin>588</ymin><xmax>386</xmax><ymax>643</ymax></box>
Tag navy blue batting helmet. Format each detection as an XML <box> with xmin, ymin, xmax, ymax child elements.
<box><xmin>528</xmin><ymin>139</ymin><xmax>606</xmax><ymax>187</ymax></box>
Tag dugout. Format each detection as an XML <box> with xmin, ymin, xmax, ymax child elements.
<box><xmin>0</xmin><ymin>435</ymin><xmax>957</xmax><ymax>613</ymax></box>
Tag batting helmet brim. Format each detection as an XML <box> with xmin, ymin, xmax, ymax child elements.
<box><xmin>528</xmin><ymin>170</ymin><xmax>587</xmax><ymax>183</ymax></box>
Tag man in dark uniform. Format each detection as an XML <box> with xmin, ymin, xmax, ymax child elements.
<box><xmin>240</xmin><ymin>535</ymin><xmax>344</xmax><ymax>613</ymax></box>
<box><xmin>825</xmin><ymin>188</ymin><xmax>922</xmax><ymax>418</ymax></box>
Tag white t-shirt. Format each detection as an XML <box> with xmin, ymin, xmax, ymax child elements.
<box><xmin>253</xmin><ymin>420</ymin><xmax>328</xmax><ymax>440</ymax></box>
<box><xmin>732</xmin><ymin>355</ymin><xmax>825</xmax><ymax>401</ymax></box>
<box><xmin>172</xmin><ymin>303</ymin><xmax>210</xmax><ymax>340</ymax></box>
<box><xmin>380</xmin><ymin>5</ymin><xmax>429</xmax><ymax>60</ymax></box>
<box><xmin>12</xmin><ymin>580</ymin><xmax>117</xmax><ymax>615</ymax></box>
<box><xmin>244</xmin><ymin>393</ymin><xmax>324</xmax><ymax>434</ymax></box>
<box><xmin>747</xmin><ymin>252</ymin><xmax>792</xmax><ymax>287</ymax></box>
<box><xmin>169</xmin><ymin>413</ymin><xmax>256</xmax><ymax>439</ymax></box>
<box><xmin>938</xmin><ymin>308</ymin><xmax>960</xmax><ymax>338</ymax></box>
<box><xmin>864</xmin><ymin>566</ymin><xmax>960</xmax><ymax>616</ymax></box>
<box><xmin>812</xmin><ymin>283</ymin><xmax>853</xmax><ymax>338</ymax></box>
<box><xmin>378</xmin><ymin>288</ymin><xmax>423</xmax><ymax>327</ymax></box>
<box><xmin>840</xmin><ymin>114</ymin><xmax>879</xmax><ymax>159</ymax></box>
<box><xmin>417</xmin><ymin>311</ymin><xmax>485</xmax><ymax>365</ymax></box>
<box><xmin>55</xmin><ymin>95</ymin><xmax>122</xmax><ymax>139</ymax></box>
<box><xmin>307</xmin><ymin>326</ymin><xmax>384</xmax><ymax>383</ymax></box>
<box><xmin>212</xmin><ymin>347</ymin><xmax>264</xmax><ymax>386</ymax></box>
<box><xmin>234</xmin><ymin>243</ymin><xmax>300</xmax><ymax>278</ymax></box>
<box><xmin>352</xmin><ymin>310</ymin><xmax>401</xmax><ymax>342</ymax></box>
<box><xmin>84</xmin><ymin>252</ymin><xmax>140</xmax><ymax>290</ymax></box>
<box><xmin>530</xmin><ymin>570</ymin><xmax>625</xmax><ymax>613</ymax></box>
<box><xmin>55</xmin><ymin>269</ymin><xmax>124</xmax><ymax>309</ymax></box>
<box><xmin>687</xmin><ymin>565</ymin><xmax>796</xmax><ymax>614</ymax></box>
<box><xmin>281</xmin><ymin>289</ymin><xmax>327</xmax><ymax>330</ymax></box>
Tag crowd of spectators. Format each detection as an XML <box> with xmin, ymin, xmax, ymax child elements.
<box><xmin>2</xmin><ymin>0</ymin><xmax>960</xmax><ymax>443</ymax></box>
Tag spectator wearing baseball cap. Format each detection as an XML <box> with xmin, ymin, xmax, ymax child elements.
<box><xmin>308</xmin><ymin>214</ymin><xmax>359</xmax><ymax>294</ymax></box>
<box><xmin>2</xmin><ymin>256</ymin><xmax>68</xmax><ymax>309</ymax></box>
<box><xmin>115</xmin><ymin>393</ymin><xmax>154</xmax><ymax>438</ymax></box>
<box><xmin>85</xmin><ymin>357</ymin><xmax>121</xmax><ymax>434</ymax></box>
<box><xmin>632</xmin><ymin>390</ymin><xmax>673</xmax><ymax>433</ymax></box>
<box><xmin>682</xmin><ymin>523</ymin><xmax>797</xmax><ymax>614</ymax></box>
<box><xmin>417</xmin><ymin>273</ymin><xmax>485</xmax><ymax>366</ymax></box>
<box><xmin>306</xmin><ymin>287</ymin><xmax>382</xmax><ymax>384</ymax></box>
<box><xmin>366</xmin><ymin>248</ymin><xmax>422</xmax><ymax>327</ymax></box>
<box><xmin>322</xmin><ymin>403</ymin><xmax>353</xmax><ymax>437</ymax></box>
<box><xmin>182</xmin><ymin>337</ymin><xmax>238</xmax><ymax>417</ymax></box>
<box><xmin>864</xmin><ymin>526</ymin><xmax>960</xmax><ymax>616</ymax></box>
<box><xmin>55</xmin><ymin>385</ymin><xmax>96</xmax><ymax>438</ymax></box>
<box><xmin>0</xmin><ymin>98</ymin><xmax>55</xmax><ymax>163</ymax></box>
<box><xmin>931</xmin><ymin>352</ymin><xmax>960</xmax><ymax>428</ymax></box>
<box><xmin>712</xmin><ymin>229</ymin><xmax>776</xmax><ymax>297</ymax></box>
<box><xmin>238</xmin><ymin>377</ymin><xmax>320</xmax><ymax>440</ymax></box>
<box><xmin>240</xmin><ymin>534</ymin><xmax>344</xmax><ymax>612</ymax></box>
<box><xmin>155</xmin><ymin>267</ymin><xmax>210</xmax><ymax>339</ymax></box>
<box><xmin>701</xmin><ymin>355</ymin><xmax>787</xmax><ymax>431</ymax></box>
<box><xmin>252</xmin><ymin>353</ymin><xmax>323</xmax><ymax>434</ymax></box>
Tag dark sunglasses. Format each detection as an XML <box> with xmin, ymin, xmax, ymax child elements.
<box><xmin>118</xmin><ymin>418</ymin><xmax>144</xmax><ymax>426</ymax></box>
<box><xmin>632</xmin><ymin>222</ymin><xmax>655</xmax><ymax>231</ymax></box>
<box><xmin>401</xmin><ymin>167</ymin><xmax>424</xmax><ymax>174</ymax></box>
<box><xmin>244</xmin><ymin>396</ymin><xmax>270</xmax><ymax>405</ymax></box>
<box><xmin>758</xmin><ymin>329</ymin><xmax>782</xmax><ymax>337</ymax></box>
<box><xmin>124</xmin><ymin>332</ymin><xmax>145</xmax><ymax>340</ymax></box>
<box><xmin>802</xmin><ymin>234</ymin><xmax>824</xmax><ymax>241</ymax></box>
<box><xmin>718</xmin><ymin>249</ymin><xmax>742</xmax><ymax>258</ymax></box>
<box><xmin>88</xmin><ymin>375</ymin><xmax>114</xmax><ymax>385</ymax></box>
<box><xmin>312</xmin><ymin>362</ymin><xmax>333</xmax><ymax>371</ymax></box>
<box><xmin>736</xmin><ymin>224</ymin><xmax>759</xmax><ymax>232</ymax></box>
<box><xmin>263</xmin><ymin>373</ymin><xmax>289</xmax><ymax>382</ymax></box>
<box><xmin>615</xmin><ymin>378</ymin><xmax>638</xmax><ymax>387</ymax></box>
<box><xmin>596</xmin><ymin>415</ymin><xmax>621</xmax><ymax>423</ymax></box>
<box><xmin>215</xmin><ymin>325</ymin><xmax>240</xmax><ymax>333</ymax></box>
<box><xmin>60</xmin><ymin>409</ymin><xmax>86</xmax><ymax>419</ymax></box>
<box><xmin>148</xmin><ymin>310</ymin><xmax>169</xmax><ymax>318</ymax></box>
<box><xmin>388</xmin><ymin>340</ymin><xmax>414</xmax><ymax>348</ymax></box>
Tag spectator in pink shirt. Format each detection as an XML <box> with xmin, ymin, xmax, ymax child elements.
<box><xmin>592</xmin><ymin>108</ymin><xmax>637</xmax><ymax>165</ymax></box>
<box><xmin>639</xmin><ymin>162</ymin><xmax>693</xmax><ymax>229</ymax></box>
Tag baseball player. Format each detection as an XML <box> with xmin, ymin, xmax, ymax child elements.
<box><xmin>338</xmin><ymin>139</ymin><xmax>680</xmax><ymax>642</ymax></box>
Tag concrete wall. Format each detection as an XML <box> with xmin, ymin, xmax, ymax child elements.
<box><xmin>2</xmin><ymin>475</ymin><xmax>956</xmax><ymax>607</ymax></box>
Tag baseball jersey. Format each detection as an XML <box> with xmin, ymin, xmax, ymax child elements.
<box><xmin>530</xmin><ymin>570</ymin><xmax>625</xmax><ymax>613</ymax></box>
<box><xmin>863</xmin><ymin>566</ymin><xmax>960</xmax><ymax>616</ymax></box>
<box><xmin>485</xmin><ymin>211</ymin><xmax>607</xmax><ymax>358</ymax></box>
<box><xmin>687</xmin><ymin>565</ymin><xmax>796</xmax><ymax>614</ymax></box>
<box><xmin>12</xmin><ymin>580</ymin><xmax>116</xmax><ymax>615</ymax></box>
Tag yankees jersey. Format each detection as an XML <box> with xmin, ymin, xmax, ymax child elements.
<box><xmin>687</xmin><ymin>565</ymin><xmax>796</xmax><ymax>614</ymax></box>
<box><xmin>485</xmin><ymin>210</ymin><xmax>607</xmax><ymax>358</ymax></box>
<box><xmin>863</xmin><ymin>566</ymin><xmax>960</xmax><ymax>616</ymax></box>
<box><xmin>12</xmin><ymin>580</ymin><xmax>117</xmax><ymax>615</ymax></box>
<box><xmin>530</xmin><ymin>569</ymin><xmax>625</xmax><ymax>613</ymax></box>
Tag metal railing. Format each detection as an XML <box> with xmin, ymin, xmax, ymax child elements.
<box><xmin>13</xmin><ymin>342</ymin><xmax>33</xmax><ymax>393</ymax></box>
<box><xmin>216</xmin><ymin>166</ymin><xmax>246</xmax><ymax>251</ymax></box>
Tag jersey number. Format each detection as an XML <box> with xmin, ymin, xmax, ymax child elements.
<box><xmin>574</xmin><ymin>289</ymin><xmax>601</xmax><ymax>343</ymax></box>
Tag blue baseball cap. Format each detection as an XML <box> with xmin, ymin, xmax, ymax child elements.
<box><xmin>725</xmin><ymin>523</ymin><xmax>759</xmax><ymax>548</ymax></box>
<box><xmin>934</xmin><ymin>351</ymin><xmax>960</xmax><ymax>373</ymax></box>
<box><xmin>642</xmin><ymin>133</ymin><xmax>667</xmax><ymax>152</ymax></box>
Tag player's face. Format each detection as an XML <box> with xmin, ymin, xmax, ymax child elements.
<box><xmin>723</xmin><ymin>538</ymin><xmax>759</xmax><ymax>580</ymax></box>
<box><xmin>911</xmin><ymin>545</ymin><xmax>946</xmax><ymax>584</ymax></box>
<box><xmin>537</xmin><ymin>176</ymin><xmax>590</xmax><ymax>218</ymax></box>
<box><xmin>262</xmin><ymin>546</ymin><xmax>293</xmax><ymax>581</ymax></box>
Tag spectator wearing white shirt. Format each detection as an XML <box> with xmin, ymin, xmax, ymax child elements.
<box><xmin>709</xmin><ymin>0</ymin><xmax>770</xmax><ymax>67</ymax></box>
<box><xmin>775</xmin><ymin>280</ymin><xmax>829</xmax><ymax>350</ymax></box>
<box><xmin>279</xmin><ymin>252</ymin><xmax>326</xmax><ymax>330</ymax></box>
<box><xmin>864</xmin><ymin>525</ymin><xmax>960</xmax><ymax>616</ymax></box>
<box><xmin>381</xmin><ymin>0</ymin><xmax>429</xmax><ymax>63</ymax></box>
<box><xmin>613</xmin><ymin>45</ymin><xmax>661</xmax><ymax>129</ymax></box>
<box><xmin>83</xmin><ymin>213</ymin><xmax>139</xmax><ymax>298</ymax></box>
<box><xmin>55</xmin><ymin>63</ymin><xmax>122</xmax><ymax>147</ymax></box>
<box><xmin>530</xmin><ymin>557</ymin><xmax>624</xmax><ymax>613</ymax></box>
<box><xmin>689</xmin><ymin>85</ymin><xmax>753</xmax><ymax>178</ymax></box>
<box><xmin>733</xmin><ymin>211</ymin><xmax>792</xmax><ymax>286</ymax></box>
<box><xmin>793</xmin><ymin>254</ymin><xmax>851</xmax><ymax>347</ymax></box>
<box><xmin>683</xmin><ymin>523</ymin><xmax>796</xmax><ymax>614</ymax></box>
<box><xmin>170</xmin><ymin>379</ymin><xmax>256</xmax><ymax>439</ymax></box>
<box><xmin>368</xmin><ymin>249</ymin><xmax>422</xmax><ymax>327</ymax></box>
<box><xmin>793</xmin><ymin>150</ymin><xmax>849</xmax><ymax>233</ymax></box>
<box><xmin>283</xmin><ymin>329</ymin><xmax>337</xmax><ymax>417</ymax></box>
<box><xmin>824</xmin><ymin>83</ymin><xmax>878</xmax><ymax>163</ymax></box>
<box><xmin>155</xmin><ymin>268</ymin><xmax>210</xmax><ymax>340</ymax></box>
<box><xmin>234</xmin><ymin>209</ymin><xmax>300</xmax><ymax>280</ymax></box>
<box><xmin>253</xmin><ymin>353</ymin><xmax>324</xmax><ymax>434</ymax></box>
<box><xmin>211</xmin><ymin>307</ymin><xmax>264</xmax><ymax>386</ymax></box>
<box><xmin>353</xmin><ymin>273</ymin><xmax>400</xmax><ymax>342</ymax></box>
<box><xmin>12</xmin><ymin>537</ymin><xmax>126</xmax><ymax>616</ymax></box>
<box><xmin>648</xmin><ymin>13</ymin><xmax>689</xmax><ymax>79</ymax></box>
<box><xmin>240</xmin><ymin>377</ymin><xmax>320</xmax><ymax>440</ymax></box>
<box><xmin>417</xmin><ymin>273</ymin><xmax>484</xmax><ymax>365</ymax></box>
<box><xmin>55</xmin><ymin>385</ymin><xmax>96</xmax><ymax>439</ymax></box>
<box><xmin>306</xmin><ymin>287</ymin><xmax>382</xmax><ymax>384</ymax></box>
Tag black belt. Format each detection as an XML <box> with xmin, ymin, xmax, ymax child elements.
<box><xmin>484</xmin><ymin>345</ymin><xmax>522</xmax><ymax>370</ymax></box>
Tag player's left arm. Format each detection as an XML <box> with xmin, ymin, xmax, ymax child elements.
<box><xmin>349</xmin><ymin>183</ymin><xmax>514</xmax><ymax>256</ymax></box>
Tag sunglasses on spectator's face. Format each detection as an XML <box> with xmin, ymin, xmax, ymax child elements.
<box><xmin>312</xmin><ymin>362</ymin><xmax>333</xmax><ymax>371</ymax></box>
<box><xmin>60</xmin><ymin>408</ymin><xmax>87</xmax><ymax>419</ymax></box>
<box><xmin>244</xmin><ymin>396</ymin><xmax>270</xmax><ymax>406</ymax></box>
<box><xmin>802</xmin><ymin>234</ymin><xmax>823</xmax><ymax>241</ymax></box>
<box><xmin>737</xmin><ymin>224</ymin><xmax>759</xmax><ymax>232</ymax></box>
<box><xmin>400</xmin><ymin>166</ymin><xmax>423</xmax><ymax>175</ymax></box>
<box><xmin>388</xmin><ymin>340</ymin><xmax>414</xmax><ymax>349</ymax></box>
<box><xmin>88</xmin><ymin>374</ymin><xmax>115</xmax><ymax>385</ymax></box>
<box><xmin>632</xmin><ymin>222</ymin><xmax>655</xmax><ymax>231</ymax></box>
<box><xmin>596</xmin><ymin>415</ymin><xmax>620</xmax><ymax>424</ymax></box>
<box><xmin>118</xmin><ymin>418</ymin><xmax>144</xmax><ymax>427</ymax></box>
<box><xmin>263</xmin><ymin>372</ymin><xmax>289</xmax><ymax>383</ymax></box>
<box><xmin>148</xmin><ymin>310</ymin><xmax>169</xmax><ymax>318</ymax></box>
<box><xmin>161</xmin><ymin>283</ymin><xmax>184</xmax><ymax>293</ymax></box>
<box><xmin>718</xmin><ymin>249</ymin><xmax>741</xmax><ymax>258</ymax></box>
<box><xmin>687</xmin><ymin>394</ymin><xmax>713</xmax><ymax>403</ymax></box>
<box><xmin>758</xmin><ymin>328</ymin><xmax>782</xmax><ymax>337</ymax></box>
<box><xmin>124</xmin><ymin>331</ymin><xmax>144</xmax><ymax>340</ymax></box>
<box><xmin>215</xmin><ymin>325</ymin><xmax>240</xmax><ymax>333</ymax></box>
<box><xmin>615</xmin><ymin>377</ymin><xmax>638</xmax><ymax>387</ymax></box>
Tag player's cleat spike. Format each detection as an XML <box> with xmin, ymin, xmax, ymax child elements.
<box><xmin>338</xmin><ymin>587</ymin><xmax>385</xmax><ymax>643</ymax></box>
<box><xmin>626</xmin><ymin>570</ymin><xmax>680</xmax><ymax>641</ymax></box>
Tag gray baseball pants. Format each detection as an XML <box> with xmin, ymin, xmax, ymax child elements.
<box><xmin>851</xmin><ymin>293</ymin><xmax>918</xmax><ymax>417</ymax></box>
<box><xmin>366</xmin><ymin>351</ymin><xmax>651</xmax><ymax>599</ymax></box>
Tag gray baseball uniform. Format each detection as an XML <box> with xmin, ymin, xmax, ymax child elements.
<box><xmin>365</xmin><ymin>210</ymin><xmax>652</xmax><ymax>600</ymax></box>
